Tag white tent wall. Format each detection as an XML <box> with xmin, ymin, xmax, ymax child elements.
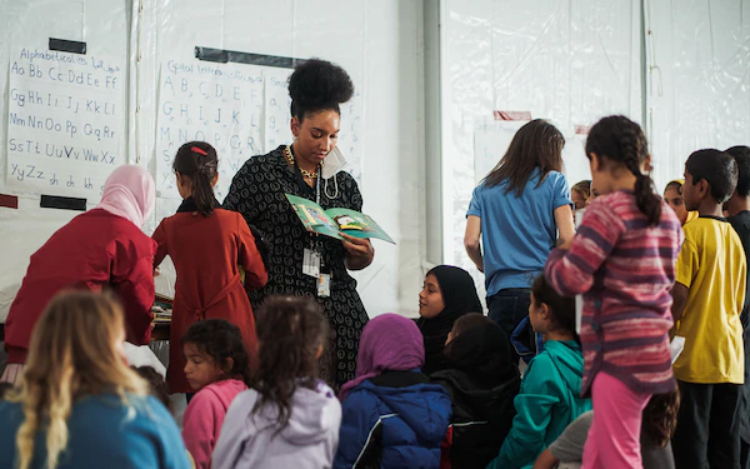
<box><xmin>0</xmin><ymin>0</ymin><xmax>426</xmax><ymax>322</ymax></box>
<box><xmin>440</xmin><ymin>0</ymin><xmax>644</xmax><ymax>299</ymax></box>
<box><xmin>645</xmin><ymin>0</ymin><xmax>750</xmax><ymax>190</ymax></box>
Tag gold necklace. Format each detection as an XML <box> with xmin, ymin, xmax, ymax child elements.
<box><xmin>284</xmin><ymin>145</ymin><xmax>322</xmax><ymax>179</ymax></box>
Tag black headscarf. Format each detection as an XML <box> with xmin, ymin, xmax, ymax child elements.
<box><xmin>417</xmin><ymin>265</ymin><xmax>483</xmax><ymax>375</ymax></box>
<box><xmin>443</xmin><ymin>322</ymin><xmax>517</xmax><ymax>387</ymax></box>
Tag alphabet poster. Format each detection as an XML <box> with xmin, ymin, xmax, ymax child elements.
<box><xmin>6</xmin><ymin>46</ymin><xmax>126</xmax><ymax>200</ymax></box>
<box><xmin>155</xmin><ymin>60</ymin><xmax>265</xmax><ymax>201</ymax></box>
<box><xmin>156</xmin><ymin>61</ymin><xmax>363</xmax><ymax>201</ymax></box>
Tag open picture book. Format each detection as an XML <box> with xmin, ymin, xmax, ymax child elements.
<box><xmin>286</xmin><ymin>194</ymin><xmax>395</xmax><ymax>244</ymax></box>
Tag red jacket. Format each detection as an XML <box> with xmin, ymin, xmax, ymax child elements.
<box><xmin>5</xmin><ymin>209</ymin><xmax>156</xmax><ymax>364</ymax></box>
<box><xmin>153</xmin><ymin>206</ymin><xmax>267</xmax><ymax>393</ymax></box>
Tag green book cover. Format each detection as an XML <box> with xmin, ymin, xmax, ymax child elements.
<box><xmin>285</xmin><ymin>194</ymin><xmax>396</xmax><ymax>244</ymax></box>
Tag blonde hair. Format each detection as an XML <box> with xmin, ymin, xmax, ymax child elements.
<box><xmin>572</xmin><ymin>180</ymin><xmax>591</xmax><ymax>200</ymax></box>
<box><xmin>9</xmin><ymin>290</ymin><xmax>149</xmax><ymax>469</ymax></box>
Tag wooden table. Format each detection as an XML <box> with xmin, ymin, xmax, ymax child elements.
<box><xmin>0</xmin><ymin>322</ymin><xmax>171</xmax><ymax>342</ymax></box>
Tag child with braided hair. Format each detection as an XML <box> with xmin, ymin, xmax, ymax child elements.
<box><xmin>544</xmin><ymin>115</ymin><xmax>683</xmax><ymax>469</ymax></box>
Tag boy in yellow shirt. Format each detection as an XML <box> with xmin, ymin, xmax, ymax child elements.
<box><xmin>671</xmin><ymin>149</ymin><xmax>746</xmax><ymax>469</ymax></box>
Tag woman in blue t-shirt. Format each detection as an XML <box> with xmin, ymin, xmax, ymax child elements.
<box><xmin>465</xmin><ymin>119</ymin><xmax>574</xmax><ymax>361</ymax></box>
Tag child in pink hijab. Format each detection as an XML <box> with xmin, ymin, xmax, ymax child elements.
<box><xmin>335</xmin><ymin>314</ymin><xmax>452</xmax><ymax>469</ymax></box>
<box><xmin>3</xmin><ymin>166</ymin><xmax>158</xmax><ymax>384</ymax></box>
<box><xmin>97</xmin><ymin>165</ymin><xmax>156</xmax><ymax>227</ymax></box>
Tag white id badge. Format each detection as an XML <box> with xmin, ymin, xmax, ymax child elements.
<box><xmin>318</xmin><ymin>274</ymin><xmax>331</xmax><ymax>297</ymax></box>
<box><xmin>303</xmin><ymin>249</ymin><xmax>321</xmax><ymax>278</ymax></box>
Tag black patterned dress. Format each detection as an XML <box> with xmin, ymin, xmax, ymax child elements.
<box><xmin>223</xmin><ymin>145</ymin><xmax>369</xmax><ymax>389</ymax></box>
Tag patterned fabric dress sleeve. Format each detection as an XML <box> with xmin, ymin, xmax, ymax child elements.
<box><xmin>223</xmin><ymin>158</ymin><xmax>261</xmax><ymax>227</ymax></box>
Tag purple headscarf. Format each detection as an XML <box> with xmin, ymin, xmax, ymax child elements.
<box><xmin>338</xmin><ymin>313</ymin><xmax>425</xmax><ymax>401</ymax></box>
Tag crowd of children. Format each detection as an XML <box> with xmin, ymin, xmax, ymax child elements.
<box><xmin>0</xmin><ymin>114</ymin><xmax>749</xmax><ymax>469</ymax></box>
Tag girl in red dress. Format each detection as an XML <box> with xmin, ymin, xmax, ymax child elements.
<box><xmin>152</xmin><ymin>142</ymin><xmax>267</xmax><ymax>394</ymax></box>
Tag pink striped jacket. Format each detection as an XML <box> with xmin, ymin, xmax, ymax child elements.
<box><xmin>545</xmin><ymin>190</ymin><xmax>683</xmax><ymax>396</ymax></box>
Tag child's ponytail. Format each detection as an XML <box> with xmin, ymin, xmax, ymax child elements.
<box><xmin>173</xmin><ymin>141</ymin><xmax>218</xmax><ymax>217</ymax></box>
<box><xmin>586</xmin><ymin>116</ymin><xmax>662</xmax><ymax>226</ymax></box>
<box><xmin>192</xmin><ymin>164</ymin><xmax>216</xmax><ymax>217</ymax></box>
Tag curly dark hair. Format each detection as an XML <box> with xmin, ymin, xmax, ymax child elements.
<box><xmin>181</xmin><ymin>319</ymin><xmax>251</xmax><ymax>384</ymax></box>
<box><xmin>685</xmin><ymin>149</ymin><xmax>738</xmax><ymax>204</ymax></box>
<box><xmin>173</xmin><ymin>141</ymin><xmax>218</xmax><ymax>217</ymax></box>
<box><xmin>288</xmin><ymin>58</ymin><xmax>354</xmax><ymax>120</ymax></box>
<box><xmin>726</xmin><ymin>146</ymin><xmax>750</xmax><ymax>198</ymax></box>
<box><xmin>131</xmin><ymin>365</ymin><xmax>171</xmax><ymax>414</ymax></box>
<box><xmin>586</xmin><ymin>115</ymin><xmax>662</xmax><ymax>226</ymax></box>
<box><xmin>643</xmin><ymin>389</ymin><xmax>680</xmax><ymax>447</ymax></box>
<box><xmin>250</xmin><ymin>295</ymin><xmax>329</xmax><ymax>434</ymax></box>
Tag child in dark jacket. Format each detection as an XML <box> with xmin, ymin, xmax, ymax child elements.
<box><xmin>335</xmin><ymin>313</ymin><xmax>452</xmax><ymax>469</ymax></box>
<box><xmin>431</xmin><ymin>313</ymin><xmax>521</xmax><ymax>469</ymax></box>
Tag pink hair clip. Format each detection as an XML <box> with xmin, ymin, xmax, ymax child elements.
<box><xmin>191</xmin><ymin>146</ymin><xmax>208</xmax><ymax>156</ymax></box>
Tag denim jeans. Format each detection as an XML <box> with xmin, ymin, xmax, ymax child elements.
<box><xmin>487</xmin><ymin>288</ymin><xmax>532</xmax><ymax>365</ymax></box>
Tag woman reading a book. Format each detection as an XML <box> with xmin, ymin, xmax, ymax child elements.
<box><xmin>223</xmin><ymin>58</ymin><xmax>374</xmax><ymax>391</ymax></box>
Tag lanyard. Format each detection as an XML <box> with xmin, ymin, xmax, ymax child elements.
<box><xmin>316</xmin><ymin>166</ymin><xmax>321</xmax><ymax>205</ymax></box>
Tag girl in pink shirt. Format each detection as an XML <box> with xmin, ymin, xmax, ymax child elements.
<box><xmin>181</xmin><ymin>320</ymin><xmax>250</xmax><ymax>469</ymax></box>
<box><xmin>545</xmin><ymin>116</ymin><xmax>682</xmax><ymax>469</ymax></box>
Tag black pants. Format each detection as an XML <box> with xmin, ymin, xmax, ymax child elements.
<box><xmin>487</xmin><ymin>288</ymin><xmax>531</xmax><ymax>365</ymax></box>
<box><xmin>672</xmin><ymin>381</ymin><xmax>741</xmax><ymax>469</ymax></box>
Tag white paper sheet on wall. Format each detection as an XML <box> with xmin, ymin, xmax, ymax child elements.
<box><xmin>155</xmin><ymin>60</ymin><xmax>264</xmax><ymax>201</ymax></box>
<box><xmin>562</xmin><ymin>129</ymin><xmax>590</xmax><ymax>186</ymax></box>
<box><xmin>263</xmin><ymin>67</ymin><xmax>293</xmax><ymax>153</ymax></box>
<box><xmin>338</xmin><ymin>91</ymin><xmax>365</xmax><ymax>182</ymax></box>
<box><xmin>472</xmin><ymin>120</ymin><xmax>526</xmax><ymax>184</ymax></box>
<box><xmin>5</xmin><ymin>46</ymin><xmax>126</xmax><ymax>201</ymax></box>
